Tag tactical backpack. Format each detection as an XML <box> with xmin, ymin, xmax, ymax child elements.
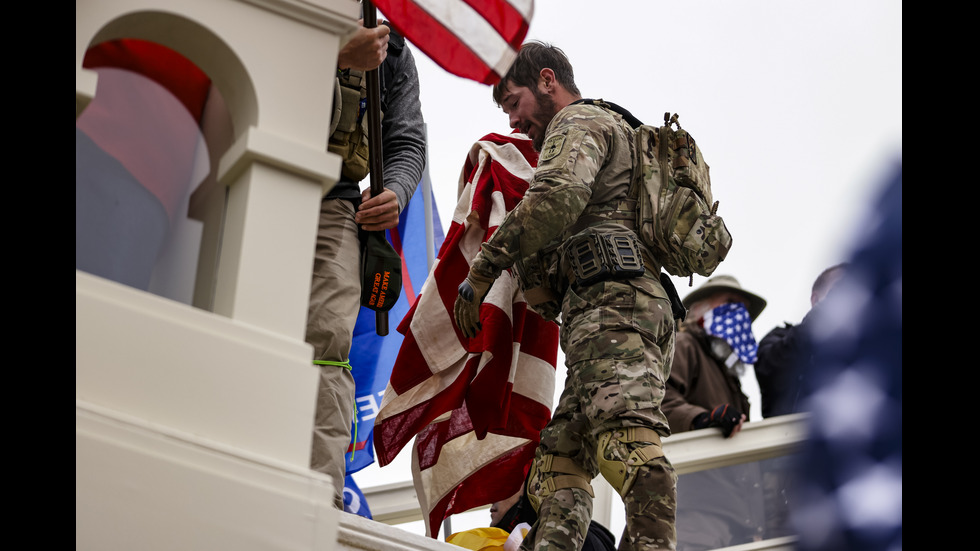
<box><xmin>631</xmin><ymin>112</ymin><xmax>732</xmax><ymax>279</ymax></box>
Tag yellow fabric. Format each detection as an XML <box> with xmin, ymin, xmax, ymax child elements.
<box><xmin>446</xmin><ymin>527</ymin><xmax>511</xmax><ymax>550</ymax></box>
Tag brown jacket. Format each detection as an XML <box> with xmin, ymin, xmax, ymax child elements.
<box><xmin>662</xmin><ymin>322</ymin><xmax>751</xmax><ymax>433</ymax></box>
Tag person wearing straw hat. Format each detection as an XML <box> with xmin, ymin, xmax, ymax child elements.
<box><xmin>661</xmin><ymin>274</ymin><xmax>769</xmax><ymax>550</ymax></box>
<box><xmin>662</xmin><ymin>274</ymin><xmax>766</xmax><ymax>438</ymax></box>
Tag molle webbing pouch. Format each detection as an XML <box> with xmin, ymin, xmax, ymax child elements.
<box><xmin>668</xmin><ymin>120</ymin><xmax>712</xmax><ymax>206</ymax></box>
<box><xmin>328</xmin><ymin>70</ymin><xmax>379</xmax><ymax>183</ymax></box>
<box><xmin>564</xmin><ymin>229</ymin><xmax>645</xmax><ymax>287</ymax></box>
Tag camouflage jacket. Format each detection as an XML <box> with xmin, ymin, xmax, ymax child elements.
<box><xmin>479</xmin><ymin>101</ymin><xmax>637</xmax><ymax>280</ymax></box>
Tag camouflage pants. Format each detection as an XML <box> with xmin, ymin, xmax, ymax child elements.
<box><xmin>523</xmin><ymin>274</ymin><xmax>678</xmax><ymax>551</ymax></box>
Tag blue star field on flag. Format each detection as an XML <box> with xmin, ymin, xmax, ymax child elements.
<box><xmin>703</xmin><ymin>302</ymin><xmax>758</xmax><ymax>364</ymax></box>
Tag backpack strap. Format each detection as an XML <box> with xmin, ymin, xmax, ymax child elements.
<box><xmin>572</xmin><ymin>98</ymin><xmax>644</xmax><ymax>130</ymax></box>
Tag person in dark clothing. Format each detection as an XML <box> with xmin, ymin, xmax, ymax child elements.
<box><xmin>754</xmin><ymin>263</ymin><xmax>848</xmax><ymax>418</ymax></box>
<box><xmin>490</xmin><ymin>489</ymin><xmax>617</xmax><ymax>551</ymax></box>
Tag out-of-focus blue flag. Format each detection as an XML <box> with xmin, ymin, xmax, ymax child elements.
<box><xmin>343</xmin><ymin>474</ymin><xmax>373</xmax><ymax>519</ymax></box>
<box><xmin>790</xmin><ymin>160</ymin><xmax>902</xmax><ymax>551</ymax></box>
<box><xmin>345</xmin><ymin>177</ymin><xmax>444</xmax><ymax>475</ymax></box>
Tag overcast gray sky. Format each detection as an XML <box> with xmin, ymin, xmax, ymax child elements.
<box><xmin>358</xmin><ymin>0</ymin><xmax>902</xmax><ymax>537</ymax></box>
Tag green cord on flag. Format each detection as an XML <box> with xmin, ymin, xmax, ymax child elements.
<box><xmin>313</xmin><ymin>359</ymin><xmax>358</xmax><ymax>462</ymax></box>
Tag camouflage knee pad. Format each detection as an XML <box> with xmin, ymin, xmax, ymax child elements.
<box><xmin>526</xmin><ymin>453</ymin><xmax>595</xmax><ymax>513</ymax></box>
<box><xmin>597</xmin><ymin>427</ymin><xmax>665</xmax><ymax>498</ymax></box>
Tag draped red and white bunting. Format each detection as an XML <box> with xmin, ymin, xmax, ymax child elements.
<box><xmin>373</xmin><ymin>132</ymin><xmax>558</xmax><ymax>537</ymax></box>
<box><xmin>372</xmin><ymin>0</ymin><xmax>533</xmax><ymax>85</ymax></box>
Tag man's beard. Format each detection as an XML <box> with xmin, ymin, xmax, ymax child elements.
<box><xmin>530</xmin><ymin>92</ymin><xmax>557</xmax><ymax>151</ymax></box>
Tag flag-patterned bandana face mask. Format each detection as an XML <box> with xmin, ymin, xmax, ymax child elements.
<box><xmin>703</xmin><ymin>302</ymin><xmax>758</xmax><ymax>364</ymax></box>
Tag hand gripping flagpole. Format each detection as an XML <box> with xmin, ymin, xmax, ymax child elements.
<box><xmin>364</xmin><ymin>0</ymin><xmax>387</xmax><ymax>336</ymax></box>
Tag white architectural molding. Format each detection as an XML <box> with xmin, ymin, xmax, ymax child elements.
<box><xmin>338</xmin><ymin>513</ymin><xmax>461</xmax><ymax>551</ymax></box>
<box><xmin>76</xmin><ymin>400</ymin><xmax>338</xmax><ymax>551</ymax></box>
<box><xmin>218</xmin><ymin>125</ymin><xmax>342</xmax><ymax>195</ymax></box>
<box><xmin>239</xmin><ymin>0</ymin><xmax>360</xmax><ymax>35</ymax></box>
<box><xmin>76</xmin><ymin>271</ymin><xmax>321</xmax><ymax>466</ymax></box>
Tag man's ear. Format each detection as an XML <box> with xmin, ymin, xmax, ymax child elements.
<box><xmin>538</xmin><ymin>68</ymin><xmax>556</xmax><ymax>92</ymax></box>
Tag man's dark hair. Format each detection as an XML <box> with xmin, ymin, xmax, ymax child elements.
<box><xmin>492</xmin><ymin>40</ymin><xmax>580</xmax><ymax>105</ymax></box>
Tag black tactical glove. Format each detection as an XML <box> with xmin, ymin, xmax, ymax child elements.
<box><xmin>454</xmin><ymin>255</ymin><xmax>499</xmax><ymax>339</ymax></box>
<box><xmin>692</xmin><ymin>404</ymin><xmax>744</xmax><ymax>438</ymax></box>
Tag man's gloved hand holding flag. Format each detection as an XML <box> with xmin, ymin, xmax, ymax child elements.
<box><xmin>454</xmin><ymin>253</ymin><xmax>499</xmax><ymax>339</ymax></box>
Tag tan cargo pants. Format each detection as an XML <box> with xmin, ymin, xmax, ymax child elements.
<box><xmin>307</xmin><ymin>198</ymin><xmax>362</xmax><ymax>509</ymax></box>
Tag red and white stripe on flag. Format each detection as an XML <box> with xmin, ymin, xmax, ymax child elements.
<box><xmin>373</xmin><ymin>132</ymin><xmax>558</xmax><ymax>537</ymax></box>
<box><xmin>372</xmin><ymin>0</ymin><xmax>533</xmax><ymax>85</ymax></box>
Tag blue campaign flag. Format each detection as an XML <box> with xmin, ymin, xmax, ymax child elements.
<box><xmin>343</xmin><ymin>474</ymin><xmax>373</xmax><ymax>519</ymax></box>
<box><xmin>346</xmin><ymin>176</ymin><xmax>445</xmax><ymax>475</ymax></box>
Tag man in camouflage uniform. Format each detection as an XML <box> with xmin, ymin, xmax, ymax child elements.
<box><xmin>454</xmin><ymin>41</ymin><xmax>677</xmax><ymax>550</ymax></box>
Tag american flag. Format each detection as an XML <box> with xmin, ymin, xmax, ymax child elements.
<box><xmin>372</xmin><ymin>0</ymin><xmax>533</xmax><ymax>85</ymax></box>
<box><xmin>373</xmin><ymin>132</ymin><xmax>559</xmax><ymax>538</ymax></box>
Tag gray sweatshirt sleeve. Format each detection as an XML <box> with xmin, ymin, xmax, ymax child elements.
<box><xmin>380</xmin><ymin>44</ymin><xmax>426</xmax><ymax>213</ymax></box>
